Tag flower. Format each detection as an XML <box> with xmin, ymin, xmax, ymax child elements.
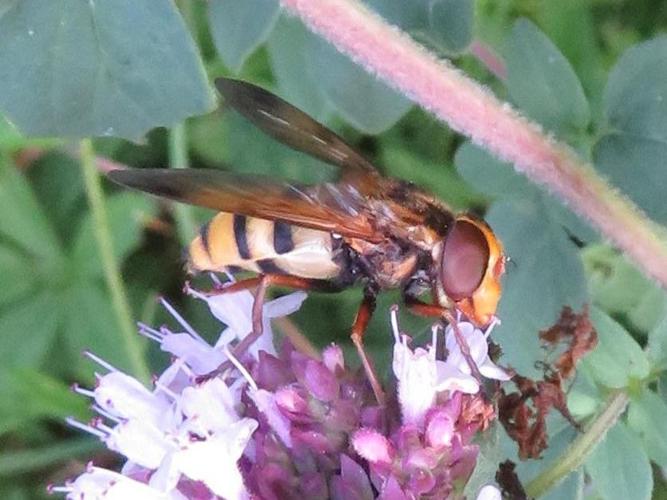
<box><xmin>68</xmin><ymin>353</ymin><xmax>258</xmax><ymax>499</ymax></box>
<box><xmin>50</xmin><ymin>465</ymin><xmax>186</xmax><ymax>500</ymax></box>
<box><xmin>435</xmin><ymin>319</ymin><xmax>510</xmax><ymax>394</ymax></box>
<box><xmin>57</xmin><ymin>276</ymin><xmax>510</xmax><ymax>499</ymax></box>
<box><xmin>476</xmin><ymin>484</ymin><xmax>503</xmax><ymax>500</ymax></box>
<box><xmin>391</xmin><ymin>307</ymin><xmax>509</xmax><ymax>427</ymax></box>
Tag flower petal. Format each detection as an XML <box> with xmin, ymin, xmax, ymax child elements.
<box><xmin>434</xmin><ymin>361</ymin><xmax>480</xmax><ymax>394</ymax></box>
<box><xmin>264</xmin><ymin>292</ymin><xmax>307</xmax><ymax>318</ymax></box>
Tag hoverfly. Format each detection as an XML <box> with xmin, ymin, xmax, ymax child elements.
<box><xmin>107</xmin><ymin>78</ymin><xmax>506</xmax><ymax>400</ymax></box>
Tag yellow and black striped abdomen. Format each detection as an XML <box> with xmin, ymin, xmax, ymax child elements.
<box><xmin>187</xmin><ymin>213</ymin><xmax>341</xmax><ymax>280</ymax></box>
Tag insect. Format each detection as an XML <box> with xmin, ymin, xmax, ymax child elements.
<box><xmin>107</xmin><ymin>78</ymin><xmax>506</xmax><ymax>401</ymax></box>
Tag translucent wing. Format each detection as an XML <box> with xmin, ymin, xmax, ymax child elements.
<box><xmin>107</xmin><ymin>167</ymin><xmax>383</xmax><ymax>242</ymax></box>
<box><xmin>216</xmin><ymin>78</ymin><xmax>379</xmax><ymax>177</ymax></box>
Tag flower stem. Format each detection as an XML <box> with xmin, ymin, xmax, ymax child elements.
<box><xmin>279</xmin><ymin>0</ymin><xmax>667</xmax><ymax>289</ymax></box>
<box><xmin>168</xmin><ymin>122</ymin><xmax>197</xmax><ymax>244</ymax></box>
<box><xmin>79</xmin><ymin>139</ymin><xmax>150</xmax><ymax>383</ymax></box>
<box><xmin>469</xmin><ymin>39</ymin><xmax>507</xmax><ymax>80</ymax></box>
<box><xmin>524</xmin><ymin>390</ymin><xmax>629</xmax><ymax>498</ymax></box>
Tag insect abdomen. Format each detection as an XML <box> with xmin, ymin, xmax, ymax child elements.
<box><xmin>187</xmin><ymin>213</ymin><xmax>341</xmax><ymax>279</ymax></box>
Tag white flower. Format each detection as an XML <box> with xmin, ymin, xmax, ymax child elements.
<box><xmin>187</xmin><ymin>281</ymin><xmax>307</xmax><ymax>358</ymax></box>
<box><xmin>435</xmin><ymin>320</ymin><xmax>510</xmax><ymax>394</ymax></box>
<box><xmin>138</xmin><ymin>286</ymin><xmax>306</xmax><ymax>377</ymax></box>
<box><xmin>69</xmin><ymin>361</ymin><xmax>258</xmax><ymax>500</ymax></box>
<box><xmin>62</xmin><ymin>284</ymin><xmax>309</xmax><ymax>500</ymax></box>
<box><xmin>50</xmin><ymin>465</ymin><xmax>186</xmax><ymax>499</ymax></box>
<box><xmin>170</xmin><ymin>419</ymin><xmax>258</xmax><ymax>499</ymax></box>
<box><xmin>391</xmin><ymin>308</ymin><xmax>439</xmax><ymax>426</ymax></box>
<box><xmin>477</xmin><ymin>484</ymin><xmax>502</xmax><ymax>500</ymax></box>
<box><xmin>390</xmin><ymin>307</ymin><xmax>510</xmax><ymax>425</ymax></box>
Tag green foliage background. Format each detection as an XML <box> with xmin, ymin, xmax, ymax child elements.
<box><xmin>0</xmin><ymin>0</ymin><xmax>665</xmax><ymax>498</ymax></box>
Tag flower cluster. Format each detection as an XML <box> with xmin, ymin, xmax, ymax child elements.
<box><xmin>53</xmin><ymin>280</ymin><xmax>508</xmax><ymax>499</ymax></box>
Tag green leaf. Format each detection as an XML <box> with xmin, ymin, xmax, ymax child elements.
<box><xmin>594</xmin><ymin>135</ymin><xmax>667</xmax><ymax>224</ymax></box>
<box><xmin>583</xmin><ymin>246</ymin><xmax>666</xmax><ymax>334</ymax></box>
<box><xmin>647</xmin><ymin>309</ymin><xmax>667</xmax><ymax>371</ymax></box>
<box><xmin>586</xmin><ymin>423</ymin><xmax>653</xmax><ymax>500</ymax></box>
<box><xmin>0</xmin><ymin>115</ymin><xmax>62</xmax><ymax>152</ymax></box>
<box><xmin>62</xmin><ymin>284</ymin><xmax>143</xmax><ymax>378</ymax></box>
<box><xmin>70</xmin><ymin>192</ymin><xmax>156</xmax><ymax>278</ymax></box>
<box><xmin>505</xmin><ymin>19</ymin><xmax>590</xmax><ymax>135</ymax></box>
<box><xmin>582</xmin><ymin>308</ymin><xmax>650</xmax><ymax>389</ymax></box>
<box><xmin>455</xmin><ymin>142</ymin><xmax>535</xmax><ymax>199</ymax></box>
<box><xmin>0</xmin><ymin>368</ymin><xmax>88</xmax><ymax>436</ymax></box>
<box><xmin>367</xmin><ymin>0</ymin><xmax>472</xmax><ymax>55</ymax></box>
<box><xmin>26</xmin><ymin>153</ymin><xmax>85</xmax><ymax>245</ymax></box>
<box><xmin>534</xmin><ymin>1</ymin><xmax>606</xmax><ymax>106</ymax></box>
<box><xmin>366</xmin><ymin>0</ymin><xmax>429</xmax><ymax>30</ymax></box>
<box><xmin>424</xmin><ymin>0</ymin><xmax>474</xmax><ymax>54</ymax></box>
<box><xmin>0</xmin><ymin>0</ymin><xmax>214</xmax><ymax>140</ymax></box>
<box><xmin>627</xmin><ymin>389</ymin><xmax>667</xmax><ymax>469</ymax></box>
<box><xmin>0</xmin><ymin>160</ymin><xmax>63</xmax><ymax>265</ymax></box>
<box><xmin>595</xmin><ymin>36</ymin><xmax>667</xmax><ymax>224</ymax></box>
<box><xmin>463</xmin><ymin>424</ymin><xmax>502</xmax><ymax>499</ymax></box>
<box><xmin>267</xmin><ymin>15</ymin><xmax>331</xmax><ymax>120</ymax></box>
<box><xmin>603</xmin><ymin>36</ymin><xmax>667</xmax><ymax>142</ymax></box>
<box><xmin>483</xmin><ymin>196</ymin><xmax>588</xmax><ymax>377</ymax></box>
<box><xmin>0</xmin><ymin>437</ymin><xmax>99</xmax><ymax>477</ymax></box>
<box><xmin>305</xmin><ymin>36</ymin><xmax>412</xmax><ymax>133</ymax></box>
<box><xmin>0</xmin><ymin>292</ymin><xmax>60</xmax><ymax>368</ymax></box>
<box><xmin>208</xmin><ymin>0</ymin><xmax>280</xmax><ymax>73</ymax></box>
<box><xmin>0</xmin><ymin>246</ymin><xmax>36</xmax><ymax>307</ymax></box>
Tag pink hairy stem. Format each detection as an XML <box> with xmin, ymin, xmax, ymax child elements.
<box><xmin>279</xmin><ymin>0</ymin><xmax>667</xmax><ymax>288</ymax></box>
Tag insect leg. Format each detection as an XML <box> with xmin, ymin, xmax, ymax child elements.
<box><xmin>441</xmin><ymin>309</ymin><xmax>485</xmax><ymax>384</ymax></box>
<box><xmin>201</xmin><ymin>274</ymin><xmax>341</xmax><ymax>296</ymax></box>
<box><xmin>402</xmin><ymin>293</ymin><xmax>445</xmax><ymax>317</ymax></box>
<box><xmin>351</xmin><ymin>284</ymin><xmax>386</xmax><ymax>406</ymax></box>
<box><xmin>196</xmin><ymin>274</ymin><xmax>339</xmax><ymax>383</ymax></box>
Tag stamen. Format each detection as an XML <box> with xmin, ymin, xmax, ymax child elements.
<box><xmin>484</xmin><ymin>316</ymin><xmax>500</xmax><ymax>339</ymax></box>
<box><xmin>430</xmin><ymin>323</ymin><xmax>440</xmax><ymax>361</ymax></box>
<box><xmin>83</xmin><ymin>351</ymin><xmax>120</xmax><ymax>373</ymax></box>
<box><xmin>66</xmin><ymin>417</ymin><xmax>107</xmax><ymax>438</ymax></box>
<box><xmin>95</xmin><ymin>422</ymin><xmax>116</xmax><ymax>435</ymax></box>
<box><xmin>47</xmin><ymin>484</ymin><xmax>71</xmax><ymax>493</ymax></box>
<box><xmin>92</xmin><ymin>405</ymin><xmax>121</xmax><ymax>422</ymax></box>
<box><xmin>159</xmin><ymin>297</ymin><xmax>205</xmax><ymax>342</ymax></box>
<box><xmin>137</xmin><ymin>322</ymin><xmax>164</xmax><ymax>342</ymax></box>
<box><xmin>72</xmin><ymin>384</ymin><xmax>95</xmax><ymax>398</ymax></box>
<box><xmin>154</xmin><ymin>381</ymin><xmax>180</xmax><ymax>401</ymax></box>
<box><xmin>223</xmin><ymin>345</ymin><xmax>258</xmax><ymax>392</ymax></box>
<box><xmin>390</xmin><ymin>305</ymin><xmax>401</xmax><ymax>343</ymax></box>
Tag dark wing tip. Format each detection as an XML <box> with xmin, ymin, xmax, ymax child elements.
<box><xmin>105</xmin><ymin>168</ymin><xmax>178</xmax><ymax>196</ymax></box>
<box><xmin>215</xmin><ymin>77</ymin><xmax>263</xmax><ymax>101</ymax></box>
<box><xmin>214</xmin><ymin>76</ymin><xmax>237</xmax><ymax>96</ymax></box>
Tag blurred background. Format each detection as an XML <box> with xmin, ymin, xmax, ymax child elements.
<box><xmin>0</xmin><ymin>0</ymin><xmax>666</xmax><ymax>498</ymax></box>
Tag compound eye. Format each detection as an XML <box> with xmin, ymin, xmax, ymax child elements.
<box><xmin>441</xmin><ymin>220</ymin><xmax>490</xmax><ymax>301</ymax></box>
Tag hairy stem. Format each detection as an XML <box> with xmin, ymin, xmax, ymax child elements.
<box><xmin>79</xmin><ymin>139</ymin><xmax>150</xmax><ymax>382</ymax></box>
<box><xmin>279</xmin><ymin>0</ymin><xmax>667</xmax><ymax>288</ymax></box>
<box><xmin>525</xmin><ymin>390</ymin><xmax>629</xmax><ymax>497</ymax></box>
<box><xmin>168</xmin><ymin>122</ymin><xmax>197</xmax><ymax>244</ymax></box>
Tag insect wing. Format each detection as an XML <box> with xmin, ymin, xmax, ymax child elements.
<box><xmin>216</xmin><ymin>78</ymin><xmax>379</xmax><ymax>178</ymax></box>
<box><xmin>107</xmin><ymin>167</ymin><xmax>382</xmax><ymax>242</ymax></box>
